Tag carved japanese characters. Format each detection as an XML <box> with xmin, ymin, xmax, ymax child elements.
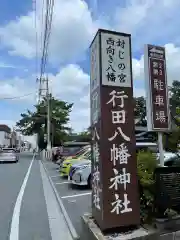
<box><xmin>144</xmin><ymin>45</ymin><xmax>170</xmax><ymax>131</ymax></box>
<box><xmin>90</xmin><ymin>29</ymin><xmax>140</xmax><ymax>230</ymax></box>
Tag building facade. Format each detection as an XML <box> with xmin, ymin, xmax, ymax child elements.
<box><xmin>10</xmin><ymin>130</ymin><xmax>17</xmax><ymax>148</ymax></box>
<box><xmin>0</xmin><ymin>125</ymin><xmax>11</xmax><ymax>147</ymax></box>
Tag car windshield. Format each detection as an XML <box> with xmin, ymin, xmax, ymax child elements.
<box><xmin>62</xmin><ymin>146</ymin><xmax>81</xmax><ymax>156</ymax></box>
<box><xmin>74</xmin><ymin>148</ymin><xmax>90</xmax><ymax>158</ymax></box>
<box><xmin>83</xmin><ymin>151</ymin><xmax>91</xmax><ymax>158</ymax></box>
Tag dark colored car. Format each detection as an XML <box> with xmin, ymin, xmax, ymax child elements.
<box><xmin>61</xmin><ymin>142</ymin><xmax>90</xmax><ymax>157</ymax></box>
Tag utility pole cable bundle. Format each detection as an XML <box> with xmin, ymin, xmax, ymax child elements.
<box><xmin>34</xmin><ymin>0</ymin><xmax>55</xmax><ymax>150</ymax></box>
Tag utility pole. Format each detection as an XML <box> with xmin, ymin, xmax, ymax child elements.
<box><xmin>37</xmin><ymin>76</ymin><xmax>51</xmax><ymax>150</ymax></box>
<box><xmin>46</xmin><ymin>77</ymin><xmax>51</xmax><ymax>150</ymax></box>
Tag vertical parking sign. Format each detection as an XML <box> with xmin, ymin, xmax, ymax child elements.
<box><xmin>144</xmin><ymin>44</ymin><xmax>171</xmax><ymax>131</ymax></box>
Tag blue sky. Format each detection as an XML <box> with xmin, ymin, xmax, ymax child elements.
<box><xmin>0</xmin><ymin>0</ymin><xmax>180</xmax><ymax>134</ymax></box>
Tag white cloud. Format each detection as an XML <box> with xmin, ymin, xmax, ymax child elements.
<box><xmin>0</xmin><ymin>0</ymin><xmax>101</xmax><ymax>63</ymax></box>
<box><xmin>0</xmin><ymin>62</ymin><xmax>17</xmax><ymax>69</ymax></box>
<box><xmin>114</xmin><ymin>0</ymin><xmax>180</xmax><ymax>51</ymax></box>
<box><xmin>49</xmin><ymin>64</ymin><xmax>89</xmax><ymax>97</ymax></box>
<box><xmin>0</xmin><ymin>76</ymin><xmax>37</xmax><ymax>102</ymax></box>
<box><xmin>48</xmin><ymin>64</ymin><xmax>90</xmax><ymax>131</ymax></box>
<box><xmin>0</xmin><ymin>64</ymin><xmax>89</xmax><ymax>131</ymax></box>
<box><xmin>0</xmin><ymin>0</ymin><xmax>180</xmax><ymax>64</ymax></box>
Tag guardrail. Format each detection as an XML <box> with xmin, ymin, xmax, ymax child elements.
<box><xmin>41</xmin><ymin>149</ymin><xmax>52</xmax><ymax>161</ymax></box>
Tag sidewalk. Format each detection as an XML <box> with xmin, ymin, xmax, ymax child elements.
<box><xmin>40</xmin><ymin>157</ymin><xmax>79</xmax><ymax>240</ymax></box>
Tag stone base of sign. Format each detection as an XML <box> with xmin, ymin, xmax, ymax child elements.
<box><xmin>81</xmin><ymin>213</ymin><xmax>180</xmax><ymax>240</ymax></box>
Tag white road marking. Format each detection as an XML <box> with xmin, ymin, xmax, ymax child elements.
<box><xmin>51</xmin><ymin>175</ymin><xmax>60</xmax><ymax>178</ymax></box>
<box><xmin>55</xmin><ymin>181</ymin><xmax>69</xmax><ymax>185</ymax></box>
<box><xmin>61</xmin><ymin>192</ymin><xmax>91</xmax><ymax>199</ymax></box>
<box><xmin>67</xmin><ymin>199</ymin><xmax>76</xmax><ymax>203</ymax></box>
<box><xmin>42</xmin><ymin>162</ymin><xmax>78</xmax><ymax>239</ymax></box>
<box><xmin>40</xmin><ymin>161</ymin><xmax>73</xmax><ymax>240</ymax></box>
<box><xmin>9</xmin><ymin>155</ymin><xmax>35</xmax><ymax>240</ymax></box>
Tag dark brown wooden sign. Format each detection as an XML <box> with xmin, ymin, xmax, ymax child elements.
<box><xmin>90</xmin><ymin>29</ymin><xmax>140</xmax><ymax>231</ymax></box>
<box><xmin>144</xmin><ymin>44</ymin><xmax>171</xmax><ymax>131</ymax></box>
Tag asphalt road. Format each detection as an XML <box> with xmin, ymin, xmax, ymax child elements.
<box><xmin>43</xmin><ymin>160</ymin><xmax>92</xmax><ymax>238</ymax></box>
<box><xmin>0</xmin><ymin>152</ymin><xmax>71</xmax><ymax>240</ymax></box>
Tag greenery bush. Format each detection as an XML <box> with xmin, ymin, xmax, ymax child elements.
<box><xmin>137</xmin><ymin>151</ymin><xmax>157</xmax><ymax>224</ymax></box>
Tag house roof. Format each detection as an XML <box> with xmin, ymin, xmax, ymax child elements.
<box><xmin>0</xmin><ymin>125</ymin><xmax>11</xmax><ymax>133</ymax></box>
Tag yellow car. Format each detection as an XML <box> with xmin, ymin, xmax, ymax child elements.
<box><xmin>63</xmin><ymin>145</ymin><xmax>90</xmax><ymax>162</ymax></box>
<box><xmin>60</xmin><ymin>149</ymin><xmax>91</xmax><ymax>177</ymax></box>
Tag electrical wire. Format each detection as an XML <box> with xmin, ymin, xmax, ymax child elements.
<box><xmin>0</xmin><ymin>93</ymin><xmax>34</xmax><ymax>100</ymax></box>
<box><xmin>32</xmin><ymin>0</ymin><xmax>40</xmax><ymax>105</ymax></box>
<box><xmin>40</xmin><ymin>0</ymin><xmax>54</xmax><ymax>79</ymax></box>
<box><xmin>43</xmin><ymin>0</ymin><xmax>54</xmax><ymax>77</ymax></box>
<box><xmin>40</xmin><ymin>0</ymin><xmax>45</xmax><ymax>66</ymax></box>
<box><xmin>40</xmin><ymin>0</ymin><xmax>49</xmax><ymax>79</ymax></box>
<box><xmin>33</xmin><ymin>0</ymin><xmax>38</xmax><ymax>78</ymax></box>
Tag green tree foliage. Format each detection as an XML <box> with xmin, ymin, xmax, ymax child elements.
<box><xmin>169</xmin><ymin>80</ymin><xmax>180</xmax><ymax>115</ymax></box>
<box><xmin>169</xmin><ymin>80</ymin><xmax>180</xmax><ymax>126</ymax></box>
<box><xmin>134</xmin><ymin>96</ymin><xmax>147</xmax><ymax>125</ymax></box>
<box><xmin>66</xmin><ymin>130</ymin><xmax>91</xmax><ymax>142</ymax></box>
<box><xmin>16</xmin><ymin>95</ymin><xmax>73</xmax><ymax>146</ymax></box>
<box><xmin>137</xmin><ymin>151</ymin><xmax>157</xmax><ymax>223</ymax></box>
<box><xmin>163</xmin><ymin>130</ymin><xmax>180</xmax><ymax>152</ymax></box>
<box><xmin>75</xmin><ymin>131</ymin><xmax>91</xmax><ymax>142</ymax></box>
<box><xmin>163</xmin><ymin>80</ymin><xmax>180</xmax><ymax>151</ymax></box>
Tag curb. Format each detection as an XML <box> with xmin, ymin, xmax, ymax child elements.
<box><xmin>41</xmin><ymin>159</ymin><xmax>80</xmax><ymax>240</ymax></box>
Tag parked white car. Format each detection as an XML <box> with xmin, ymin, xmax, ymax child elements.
<box><xmin>157</xmin><ymin>151</ymin><xmax>180</xmax><ymax>166</ymax></box>
<box><xmin>70</xmin><ymin>142</ymin><xmax>158</xmax><ymax>188</ymax></box>
<box><xmin>70</xmin><ymin>161</ymin><xmax>92</xmax><ymax>188</ymax></box>
<box><xmin>70</xmin><ymin>141</ymin><xmax>180</xmax><ymax>188</ymax></box>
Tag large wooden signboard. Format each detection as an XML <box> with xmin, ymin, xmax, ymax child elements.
<box><xmin>90</xmin><ymin>29</ymin><xmax>140</xmax><ymax>231</ymax></box>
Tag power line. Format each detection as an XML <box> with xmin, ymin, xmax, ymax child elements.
<box><xmin>0</xmin><ymin>92</ymin><xmax>34</xmax><ymax>100</ymax></box>
<box><xmin>40</xmin><ymin>0</ymin><xmax>45</xmax><ymax>65</ymax></box>
<box><xmin>33</xmin><ymin>0</ymin><xmax>38</xmax><ymax>78</ymax></box>
<box><xmin>40</xmin><ymin>1</ymin><xmax>49</xmax><ymax>79</ymax></box>
<box><xmin>39</xmin><ymin>0</ymin><xmax>54</xmax><ymax>79</ymax></box>
<box><xmin>43</xmin><ymin>0</ymin><xmax>54</xmax><ymax>77</ymax></box>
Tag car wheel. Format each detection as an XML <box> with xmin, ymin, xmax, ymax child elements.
<box><xmin>88</xmin><ymin>174</ymin><xmax>92</xmax><ymax>189</ymax></box>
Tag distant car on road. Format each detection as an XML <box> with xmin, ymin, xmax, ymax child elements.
<box><xmin>0</xmin><ymin>148</ymin><xmax>19</xmax><ymax>163</ymax></box>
